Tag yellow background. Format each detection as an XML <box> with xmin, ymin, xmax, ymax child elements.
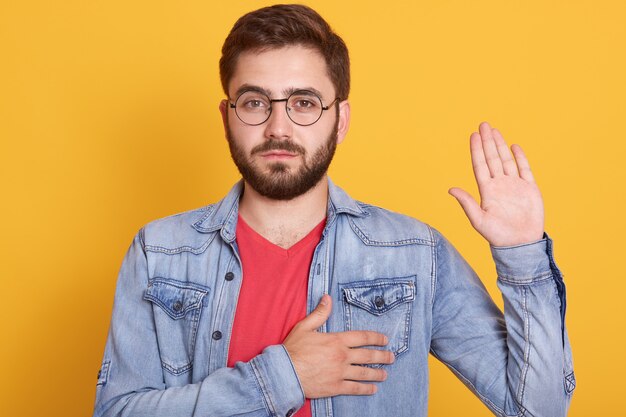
<box><xmin>1</xmin><ymin>0</ymin><xmax>624</xmax><ymax>415</ymax></box>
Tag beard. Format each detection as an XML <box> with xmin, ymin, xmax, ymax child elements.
<box><xmin>226</xmin><ymin>115</ymin><xmax>338</xmax><ymax>201</ymax></box>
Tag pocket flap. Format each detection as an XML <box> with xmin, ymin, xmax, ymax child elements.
<box><xmin>342</xmin><ymin>278</ymin><xmax>415</xmax><ymax>316</ymax></box>
<box><xmin>144</xmin><ymin>278</ymin><xmax>209</xmax><ymax>319</ymax></box>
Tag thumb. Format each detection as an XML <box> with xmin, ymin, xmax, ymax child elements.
<box><xmin>298</xmin><ymin>294</ymin><xmax>332</xmax><ymax>332</ymax></box>
<box><xmin>448</xmin><ymin>187</ymin><xmax>483</xmax><ymax>229</ymax></box>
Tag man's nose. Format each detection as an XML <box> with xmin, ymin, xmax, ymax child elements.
<box><xmin>264</xmin><ymin>102</ymin><xmax>293</xmax><ymax>140</ymax></box>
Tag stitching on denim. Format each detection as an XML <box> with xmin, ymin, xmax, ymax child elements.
<box><xmin>564</xmin><ymin>371</ymin><xmax>576</xmax><ymax>394</ymax></box>
<box><xmin>497</xmin><ymin>271</ymin><xmax>554</xmax><ymax>285</ymax></box>
<box><xmin>324</xmin><ymin>393</ymin><xmax>334</xmax><ymax>417</ymax></box>
<box><xmin>144</xmin><ymin>279</ymin><xmax>209</xmax><ymax>319</ymax></box>
<box><xmin>340</xmin><ymin>277</ymin><xmax>417</xmax><ymax>288</ymax></box>
<box><xmin>491</xmin><ymin>239</ymin><xmax>545</xmax><ymax>250</ymax></box>
<box><xmin>281</xmin><ymin>345</ymin><xmax>306</xmax><ymax>406</ymax></box>
<box><xmin>517</xmin><ymin>287</ymin><xmax>531</xmax><ymax>414</ymax></box>
<box><xmin>138</xmin><ymin>228</ymin><xmax>146</xmax><ymax>251</ymax></box>
<box><xmin>251</xmin><ymin>358</ymin><xmax>277</xmax><ymax>416</ymax></box>
<box><xmin>342</xmin><ymin>278</ymin><xmax>416</xmax><ymax>315</ymax></box>
<box><xmin>219</xmin><ymin>199</ymin><xmax>241</xmax><ymax>243</ymax></box>
<box><xmin>143</xmin><ymin>294</ymin><xmax>201</xmax><ymax>320</ymax></box>
<box><xmin>191</xmin><ymin>205</ymin><xmax>218</xmax><ymax>232</ymax></box>
<box><xmin>161</xmin><ymin>359</ymin><xmax>193</xmax><ymax>376</ymax></box>
<box><xmin>343</xmin><ymin>291</ymin><xmax>352</xmax><ymax>332</ymax></box>
<box><xmin>335</xmin><ymin>200</ymin><xmax>368</xmax><ymax>217</ymax></box>
<box><xmin>96</xmin><ymin>360</ymin><xmax>110</xmax><ymax>386</ymax></box>
<box><xmin>188</xmin><ymin>306</ymin><xmax>201</xmax><ymax>372</ymax></box>
<box><xmin>546</xmin><ymin>237</ymin><xmax>564</xmax><ymax>280</ymax></box>
<box><xmin>347</xmin><ymin>217</ymin><xmax>434</xmax><ymax>247</ymax></box>
<box><xmin>546</xmin><ymin>236</ymin><xmax>568</xmax><ymax>347</ymax></box>
<box><xmin>147</xmin><ymin>277</ymin><xmax>210</xmax><ymax>293</ymax></box>
<box><xmin>208</xmin><ymin>255</ymin><xmax>238</xmax><ymax>374</ymax></box>
<box><xmin>428</xmin><ymin>226</ymin><xmax>436</xmax><ymax>305</ymax></box>
<box><xmin>398</xmin><ymin>297</ymin><xmax>412</xmax><ymax>355</ymax></box>
<box><xmin>144</xmin><ymin>234</ymin><xmax>215</xmax><ymax>255</ymax></box>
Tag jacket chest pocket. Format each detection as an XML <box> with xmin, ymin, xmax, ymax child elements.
<box><xmin>340</xmin><ymin>277</ymin><xmax>415</xmax><ymax>368</ymax></box>
<box><xmin>144</xmin><ymin>278</ymin><xmax>210</xmax><ymax>376</ymax></box>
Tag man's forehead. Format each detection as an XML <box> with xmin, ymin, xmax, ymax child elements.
<box><xmin>228</xmin><ymin>46</ymin><xmax>335</xmax><ymax>98</ymax></box>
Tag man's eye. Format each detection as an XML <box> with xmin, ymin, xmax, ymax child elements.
<box><xmin>244</xmin><ymin>99</ymin><xmax>265</xmax><ymax>108</ymax></box>
<box><xmin>292</xmin><ymin>99</ymin><xmax>317</xmax><ymax>109</ymax></box>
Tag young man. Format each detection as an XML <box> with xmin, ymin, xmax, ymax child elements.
<box><xmin>93</xmin><ymin>4</ymin><xmax>574</xmax><ymax>417</ymax></box>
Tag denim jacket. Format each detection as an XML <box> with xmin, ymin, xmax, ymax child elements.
<box><xmin>93</xmin><ymin>179</ymin><xmax>575</xmax><ymax>417</ymax></box>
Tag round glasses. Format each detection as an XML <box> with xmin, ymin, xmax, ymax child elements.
<box><xmin>229</xmin><ymin>89</ymin><xmax>340</xmax><ymax>126</ymax></box>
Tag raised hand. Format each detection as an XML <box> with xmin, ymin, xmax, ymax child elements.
<box><xmin>448</xmin><ymin>122</ymin><xmax>544</xmax><ymax>247</ymax></box>
<box><xmin>283</xmin><ymin>294</ymin><xmax>394</xmax><ymax>398</ymax></box>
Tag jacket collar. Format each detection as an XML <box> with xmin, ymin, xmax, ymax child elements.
<box><xmin>191</xmin><ymin>178</ymin><xmax>368</xmax><ymax>241</ymax></box>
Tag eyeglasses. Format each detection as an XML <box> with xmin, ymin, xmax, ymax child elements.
<box><xmin>229</xmin><ymin>89</ymin><xmax>340</xmax><ymax>126</ymax></box>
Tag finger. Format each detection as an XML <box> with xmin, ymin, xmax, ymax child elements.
<box><xmin>479</xmin><ymin>121</ymin><xmax>504</xmax><ymax>177</ymax></box>
<box><xmin>492</xmin><ymin>128</ymin><xmax>518</xmax><ymax>176</ymax></box>
<box><xmin>448</xmin><ymin>187</ymin><xmax>483</xmax><ymax>229</ymax></box>
<box><xmin>469</xmin><ymin>132</ymin><xmax>490</xmax><ymax>185</ymax></box>
<box><xmin>344</xmin><ymin>364</ymin><xmax>388</xmax><ymax>382</ymax></box>
<box><xmin>296</xmin><ymin>294</ymin><xmax>331</xmax><ymax>332</ymax></box>
<box><xmin>339</xmin><ymin>330</ymin><xmax>389</xmax><ymax>348</ymax></box>
<box><xmin>337</xmin><ymin>380</ymin><xmax>378</xmax><ymax>396</ymax></box>
<box><xmin>511</xmin><ymin>144</ymin><xmax>535</xmax><ymax>183</ymax></box>
<box><xmin>348</xmin><ymin>348</ymin><xmax>395</xmax><ymax>365</ymax></box>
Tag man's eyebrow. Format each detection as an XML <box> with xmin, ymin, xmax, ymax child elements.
<box><xmin>282</xmin><ymin>86</ymin><xmax>325</xmax><ymax>99</ymax></box>
<box><xmin>232</xmin><ymin>84</ymin><xmax>327</xmax><ymax>100</ymax></box>
<box><xmin>234</xmin><ymin>84</ymin><xmax>272</xmax><ymax>98</ymax></box>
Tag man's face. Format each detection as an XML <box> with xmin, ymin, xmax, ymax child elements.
<box><xmin>220</xmin><ymin>46</ymin><xmax>349</xmax><ymax>200</ymax></box>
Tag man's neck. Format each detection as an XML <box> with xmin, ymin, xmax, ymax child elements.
<box><xmin>238</xmin><ymin>177</ymin><xmax>329</xmax><ymax>249</ymax></box>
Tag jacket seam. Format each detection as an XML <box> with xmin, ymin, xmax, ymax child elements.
<box><xmin>497</xmin><ymin>271</ymin><xmax>554</xmax><ymax>285</ymax></box>
<box><xmin>144</xmin><ymin>234</ymin><xmax>215</xmax><ymax>255</ymax></box>
<box><xmin>517</xmin><ymin>287</ymin><xmax>531</xmax><ymax>413</ymax></box>
<box><xmin>250</xmin><ymin>358</ymin><xmax>276</xmax><ymax>417</ymax></box>
<box><xmin>280</xmin><ymin>345</ymin><xmax>306</xmax><ymax>407</ymax></box>
<box><xmin>428</xmin><ymin>225</ymin><xmax>436</xmax><ymax>305</ymax></box>
<box><xmin>138</xmin><ymin>227</ymin><xmax>146</xmax><ymax>251</ymax></box>
<box><xmin>429</xmin><ymin>348</ymin><xmax>526</xmax><ymax>417</ymax></box>
<box><xmin>347</xmin><ymin>216</ymin><xmax>434</xmax><ymax>247</ymax></box>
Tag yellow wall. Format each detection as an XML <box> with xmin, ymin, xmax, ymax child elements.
<box><xmin>1</xmin><ymin>0</ymin><xmax>623</xmax><ymax>415</ymax></box>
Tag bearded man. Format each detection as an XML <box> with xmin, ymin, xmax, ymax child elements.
<box><xmin>93</xmin><ymin>4</ymin><xmax>574</xmax><ymax>417</ymax></box>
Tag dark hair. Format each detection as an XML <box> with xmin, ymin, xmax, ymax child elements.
<box><xmin>220</xmin><ymin>4</ymin><xmax>350</xmax><ymax>100</ymax></box>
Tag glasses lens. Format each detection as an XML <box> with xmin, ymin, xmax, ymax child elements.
<box><xmin>235</xmin><ymin>91</ymin><xmax>271</xmax><ymax>125</ymax></box>
<box><xmin>287</xmin><ymin>92</ymin><xmax>323</xmax><ymax>126</ymax></box>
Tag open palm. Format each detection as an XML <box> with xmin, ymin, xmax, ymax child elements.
<box><xmin>449</xmin><ymin>122</ymin><xmax>544</xmax><ymax>247</ymax></box>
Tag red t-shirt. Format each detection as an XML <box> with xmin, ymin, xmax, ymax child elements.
<box><xmin>228</xmin><ymin>215</ymin><xmax>326</xmax><ymax>417</ymax></box>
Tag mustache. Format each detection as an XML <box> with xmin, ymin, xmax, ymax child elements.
<box><xmin>251</xmin><ymin>139</ymin><xmax>306</xmax><ymax>156</ymax></box>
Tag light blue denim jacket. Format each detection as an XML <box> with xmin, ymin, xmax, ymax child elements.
<box><xmin>93</xmin><ymin>179</ymin><xmax>575</xmax><ymax>417</ymax></box>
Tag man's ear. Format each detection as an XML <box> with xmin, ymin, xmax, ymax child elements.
<box><xmin>336</xmin><ymin>100</ymin><xmax>351</xmax><ymax>145</ymax></box>
<box><xmin>219</xmin><ymin>99</ymin><xmax>228</xmax><ymax>130</ymax></box>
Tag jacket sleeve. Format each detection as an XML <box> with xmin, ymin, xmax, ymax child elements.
<box><xmin>92</xmin><ymin>231</ymin><xmax>305</xmax><ymax>417</ymax></box>
<box><xmin>429</xmin><ymin>228</ymin><xmax>575</xmax><ymax>417</ymax></box>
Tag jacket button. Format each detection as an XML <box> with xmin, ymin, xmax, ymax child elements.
<box><xmin>374</xmin><ymin>296</ymin><xmax>385</xmax><ymax>308</ymax></box>
<box><xmin>212</xmin><ymin>331</ymin><xmax>222</xmax><ymax>340</ymax></box>
<box><xmin>286</xmin><ymin>408</ymin><xmax>295</xmax><ymax>417</ymax></box>
<box><xmin>173</xmin><ymin>301</ymin><xmax>183</xmax><ymax>312</ymax></box>
<box><xmin>225</xmin><ymin>272</ymin><xmax>235</xmax><ymax>281</ymax></box>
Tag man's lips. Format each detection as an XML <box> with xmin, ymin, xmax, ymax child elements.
<box><xmin>259</xmin><ymin>151</ymin><xmax>299</xmax><ymax>159</ymax></box>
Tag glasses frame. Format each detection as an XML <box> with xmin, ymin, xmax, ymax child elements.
<box><xmin>229</xmin><ymin>89</ymin><xmax>340</xmax><ymax>127</ymax></box>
